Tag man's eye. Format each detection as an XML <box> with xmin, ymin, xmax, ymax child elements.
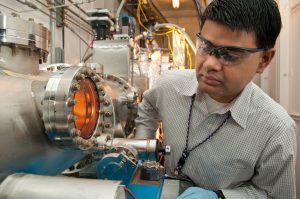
<box><xmin>201</xmin><ymin>42</ymin><xmax>212</xmax><ymax>53</ymax></box>
<box><xmin>222</xmin><ymin>53</ymin><xmax>239</xmax><ymax>62</ymax></box>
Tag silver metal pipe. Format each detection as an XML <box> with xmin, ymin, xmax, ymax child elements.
<box><xmin>0</xmin><ymin>173</ymin><xmax>125</xmax><ymax>199</ymax></box>
<box><xmin>67</xmin><ymin>0</ymin><xmax>89</xmax><ymax>17</ymax></box>
<box><xmin>115</xmin><ymin>0</ymin><xmax>126</xmax><ymax>33</ymax></box>
<box><xmin>15</xmin><ymin>0</ymin><xmax>90</xmax><ymax>45</ymax></box>
<box><xmin>154</xmin><ymin>23</ymin><xmax>196</xmax><ymax>54</ymax></box>
<box><xmin>106</xmin><ymin>138</ymin><xmax>157</xmax><ymax>154</ymax></box>
<box><xmin>0</xmin><ymin>75</ymin><xmax>85</xmax><ymax>181</ymax></box>
<box><xmin>50</xmin><ymin>0</ymin><xmax>56</xmax><ymax>64</ymax></box>
<box><xmin>34</xmin><ymin>0</ymin><xmax>93</xmax><ymax>35</ymax></box>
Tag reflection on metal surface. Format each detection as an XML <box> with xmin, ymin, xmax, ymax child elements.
<box><xmin>0</xmin><ymin>15</ymin><xmax>87</xmax><ymax>180</ymax></box>
<box><xmin>0</xmin><ymin>13</ymin><xmax>49</xmax><ymax>75</ymax></box>
<box><xmin>74</xmin><ymin>78</ymin><xmax>99</xmax><ymax>139</ymax></box>
<box><xmin>0</xmin><ymin>173</ymin><xmax>126</xmax><ymax>199</ymax></box>
<box><xmin>98</xmin><ymin>73</ymin><xmax>138</xmax><ymax>138</ymax></box>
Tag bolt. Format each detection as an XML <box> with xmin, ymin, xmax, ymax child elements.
<box><xmin>74</xmin><ymin>137</ymin><xmax>84</xmax><ymax>145</ymax></box>
<box><xmin>105</xmin><ymin>112</ymin><xmax>111</xmax><ymax>117</ymax></box>
<box><xmin>67</xmin><ymin>114</ymin><xmax>77</xmax><ymax>123</ymax></box>
<box><xmin>70</xmin><ymin>128</ymin><xmax>80</xmax><ymax>137</ymax></box>
<box><xmin>90</xmin><ymin>70</ymin><xmax>96</xmax><ymax>76</ymax></box>
<box><xmin>94</xmin><ymin>132</ymin><xmax>101</xmax><ymax>137</ymax></box>
<box><xmin>104</xmin><ymin>100</ymin><xmax>110</xmax><ymax>106</ymax></box>
<box><xmin>28</xmin><ymin>18</ymin><xmax>34</xmax><ymax>21</ymax></box>
<box><xmin>96</xmin><ymin>84</ymin><xmax>104</xmax><ymax>91</ymax></box>
<box><xmin>74</xmin><ymin>73</ymin><xmax>85</xmax><ymax>80</ymax></box>
<box><xmin>71</xmin><ymin>83</ymin><xmax>80</xmax><ymax>91</ymax></box>
<box><xmin>104</xmin><ymin>123</ymin><xmax>111</xmax><ymax>128</ymax></box>
<box><xmin>92</xmin><ymin>76</ymin><xmax>100</xmax><ymax>82</ymax></box>
<box><xmin>67</xmin><ymin>98</ymin><xmax>77</xmax><ymax>106</ymax></box>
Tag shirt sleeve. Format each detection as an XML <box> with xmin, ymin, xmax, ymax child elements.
<box><xmin>221</xmin><ymin>123</ymin><xmax>297</xmax><ymax>199</ymax></box>
<box><xmin>134</xmin><ymin>89</ymin><xmax>162</xmax><ymax>139</ymax></box>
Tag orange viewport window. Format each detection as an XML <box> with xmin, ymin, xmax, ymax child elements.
<box><xmin>73</xmin><ymin>78</ymin><xmax>99</xmax><ymax>139</ymax></box>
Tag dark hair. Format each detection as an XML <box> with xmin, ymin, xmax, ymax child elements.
<box><xmin>201</xmin><ymin>0</ymin><xmax>282</xmax><ymax>48</ymax></box>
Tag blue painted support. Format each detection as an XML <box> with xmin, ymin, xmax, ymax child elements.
<box><xmin>127</xmin><ymin>183</ymin><xmax>160</xmax><ymax>199</ymax></box>
<box><xmin>97</xmin><ymin>153</ymin><xmax>137</xmax><ymax>186</ymax></box>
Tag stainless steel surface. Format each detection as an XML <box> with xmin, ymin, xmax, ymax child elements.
<box><xmin>43</xmin><ymin>65</ymin><xmax>101</xmax><ymax>150</ymax></box>
<box><xmin>0</xmin><ymin>14</ymin><xmax>49</xmax><ymax>71</ymax></box>
<box><xmin>0</xmin><ymin>13</ymin><xmax>49</xmax><ymax>74</ymax></box>
<box><xmin>50</xmin><ymin>0</ymin><xmax>56</xmax><ymax>64</ymax></box>
<box><xmin>0</xmin><ymin>45</ymin><xmax>40</xmax><ymax>75</ymax></box>
<box><xmin>98</xmin><ymin>74</ymin><xmax>138</xmax><ymax>138</ymax></box>
<box><xmin>0</xmin><ymin>173</ymin><xmax>125</xmax><ymax>199</ymax></box>
<box><xmin>0</xmin><ymin>74</ymin><xmax>84</xmax><ymax>181</ymax></box>
<box><xmin>0</xmin><ymin>15</ymin><xmax>49</xmax><ymax>51</ymax></box>
<box><xmin>105</xmin><ymin>138</ymin><xmax>157</xmax><ymax>154</ymax></box>
<box><xmin>92</xmin><ymin>40</ymin><xmax>130</xmax><ymax>81</ymax></box>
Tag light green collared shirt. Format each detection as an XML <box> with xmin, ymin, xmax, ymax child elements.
<box><xmin>135</xmin><ymin>69</ymin><xmax>296</xmax><ymax>199</ymax></box>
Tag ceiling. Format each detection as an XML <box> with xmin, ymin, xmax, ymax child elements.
<box><xmin>151</xmin><ymin>0</ymin><xmax>198</xmax><ymax>19</ymax></box>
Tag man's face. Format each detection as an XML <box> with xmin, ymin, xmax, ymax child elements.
<box><xmin>195</xmin><ymin>20</ymin><xmax>274</xmax><ymax>103</ymax></box>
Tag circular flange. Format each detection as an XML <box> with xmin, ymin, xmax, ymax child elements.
<box><xmin>43</xmin><ymin>65</ymin><xmax>102</xmax><ymax>150</ymax></box>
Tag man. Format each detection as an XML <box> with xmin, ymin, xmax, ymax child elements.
<box><xmin>135</xmin><ymin>0</ymin><xmax>297</xmax><ymax>198</ymax></box>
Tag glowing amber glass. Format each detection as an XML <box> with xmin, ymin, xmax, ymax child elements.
<box><xmin>73</xmin><ymin>78</ymin><xmax>99</xmax><ymax>139</ymax></box>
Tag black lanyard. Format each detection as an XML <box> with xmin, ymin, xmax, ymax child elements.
<box><xmin>174</xmin><ymin>94</ymin><xmax>231</xmax><ymax>176</ymax></box>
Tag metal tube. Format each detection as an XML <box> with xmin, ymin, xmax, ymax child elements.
<box><xmin>67</xmin><ymin>0</ymin><xmax>89</xmax><ymax>17</ymax></box>
<box><xmin>155</xmin><ymin>23</ymin><xmax>197</xmax><ymax>54</ymax></box>
<box><xmin>15</xmin><ymin>0</ymin><xmax>90</xmax><ymax>45</ymax></box>
<box><xmin>0</xmin><ymin>173</ymin><xmax>125</xmax><ymax>199</ymax></box>
<box><xmin>106</xmin><ymin>138</ymin><xmax>157</xmax><ymax>154</ymax></box>
<box><xmin>50</xmin><ymin>0</ymin><xmax>56</xmax><ymax>64</ymax></box>
<box><xmin>34</xmin><ymin>0</ymin><xmax>93</xmax><ymax>35</ymax></box>
<box><xmin>115</xmin><ymin>0</ymin><xmax>126</xmax><ymax>32</ymax></box>
<box><xmin>0</xmin><ymin>75</ymin><xmax>85</xmax><ymax>181</ymax></box>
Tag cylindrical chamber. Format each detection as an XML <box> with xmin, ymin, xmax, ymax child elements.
<box><xmin>0</xmin><ymin>173</ymin><xmax>125</xmax><ymax>199</ymax></box>
<box><xmin>0</xmin><ymin>73</ymin><xmax>85</xmax><ymax>181</ymax></box>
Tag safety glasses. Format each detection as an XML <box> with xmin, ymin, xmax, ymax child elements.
<box><xmin>196</xmin><ymin>33</ymin><xmax>267</xmax><ymax>65</ymax></box>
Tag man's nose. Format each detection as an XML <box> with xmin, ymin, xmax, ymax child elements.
<box><xmin>202</xmin><ymin>54</ymin><xmax>223</xmax><ymax>72</ymax></box>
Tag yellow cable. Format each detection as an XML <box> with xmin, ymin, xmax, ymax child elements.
<box><xmin>137</xmin><ymin>0</ymin><xmax>171</xmax><ymax>36</ymax></box>
<box><xmin>139</xmin><ymin>0</ymin><xmax>148</xmax><ymax>21</ymax></box>
<box><xmin>186</xmin><ymin>42</ymin><xmax>193</xmax><ymax>69</ymax></box>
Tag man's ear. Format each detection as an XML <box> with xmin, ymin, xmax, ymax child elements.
<box><xmin>256</xmin><ymin>48</ymin><xmax>276</xmax><ymax>74</ymax></box>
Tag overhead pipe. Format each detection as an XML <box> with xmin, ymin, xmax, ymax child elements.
<box><xmin>154</xmin><ymin>23</ymin><xmax>196</xmax><ymax>54</ymax></box>
<box><xmin>115</xmin><ymin>0</ymin><xmax>126</xmax><ymax>33</ymax></box>
<box><xmin>34</xmin><ymin>0</ymin><xmax>93</xmax><ymax>35</ymax></box>
<box><xmin>15</xmin><ymin>0</ymin><xmax>90</xmax><ymax>45</ymax></box>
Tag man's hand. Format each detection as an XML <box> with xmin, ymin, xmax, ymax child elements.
<box><xmin>176</xmin><ymin>187</ymin><xmax>218</xmax><ymax>199</ymax></box>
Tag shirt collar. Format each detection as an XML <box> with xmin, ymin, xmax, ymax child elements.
<box><xmin>227</xmin><ymin>82</ymin><xmax>253</xmax><ymax>129</ymax></box>
<box><xmin>206</xmin><ymin>83</ymin><xmax>252</xmax><ymax>129</ymax></box>
<box><xmin>178</xmin><ymin>72</ymin><xmax>253</xmax><ymax>129</ymax></box>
